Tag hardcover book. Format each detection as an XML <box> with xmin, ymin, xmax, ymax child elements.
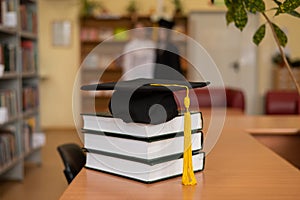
<box><xmin>82</xmin><ymin>112</ymin><xmax>202</xmax><ymax>138</ymax></box>
<box><xmin>85</xmin><ymin>150</ymin><xmax>205</xmax><ymax>183</ymax></box>
<box><xmin>84</xmin><ymin>129</ymin><xmax>203</xmax><ymax>160</ymax></box>
<box><xmin>80</xmin><ymin>79</ymin><xmax>208</xmax><ymax>184</ymax></box>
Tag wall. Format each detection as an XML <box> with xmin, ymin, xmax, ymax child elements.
<box><xmin>38</xmin><ymin>0</ymin><xmax>220</xmax><ymax>129</ymax></box>
<box><xmin>257</xmin><ymin>2</ymin><xmax>300</xmax><ymax>113</ymax></box>
<box><xmin>39</xmin><ymin>0</ymin><xmax>80</xmax><ymax>129</ymax></box>
<box><xmin>82</xmin><ymin>0</ymin><xmax>216</xmax><ymax>16</ymax></box>
<box><xmin>39</xmin><ymin>0</ymin><xmax>300</xmax><ymax>128</ymax></box>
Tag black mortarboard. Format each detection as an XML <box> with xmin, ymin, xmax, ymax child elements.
<box><xmin>81</xmin><ymin>78</ymin><xmax>209</xmax><ymax>124</ymax></box>
<box><xmin>158</xmin><ymin>18</ymin><xmax>175</xmax><ymax>29</ymax></box>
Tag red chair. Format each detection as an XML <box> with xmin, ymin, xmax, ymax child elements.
<box><xmin>174</xmin><ymin>87</ymin><xmax>245</xmax><ymax>112</ymax></box>
<box><xmin>265</xmin><ymin>90</ymin><xmax>300</xmax><ymax>115</ymax></box>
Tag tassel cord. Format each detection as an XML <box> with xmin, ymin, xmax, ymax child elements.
<box><xmin>150</xmin><ymin>84</ymin><xmax>197</xmax><ymax>185</ymax></box>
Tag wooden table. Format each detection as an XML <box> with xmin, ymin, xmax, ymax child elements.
<box><xmin>60</xmin><ymin>114</ymin><xmax>300</xmax><ymax>200</ymax></box>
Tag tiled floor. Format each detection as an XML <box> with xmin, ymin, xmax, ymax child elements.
<box><xmin>0</xmin><ymin>130</ymin><xmax>82</xmax><ymax>200</ymax></box>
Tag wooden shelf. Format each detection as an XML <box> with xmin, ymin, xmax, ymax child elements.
<box><xmin>22</xmin><ymin>108</ymin><xmax>39</xmax><ymax>119</ymax></box>
<box><xmin>80</xmin><ymin>15</ymin><xmax>188</xmax><ymax>113</ymax></box>
<box><xmin>82</xmin><ymin>67</ymin><xmax>121</xmax><ymax>72</ymax></box>
<box><xmin>0</xmin><ymin>156</ymin><xmax>22</xmax><ymax>175</ymax></box>
<box><xmin>273</xmin><ymin>67</ymin><xmax>300</xmax><ymax>90</ymax></box>
<box><xmin>0</xmin><ymin>145</ymin><xmax>42</xmax><ymax>176</ymax></box>
<box><xmin>0</xmin><ymin>72</ymin><xmax>19</xmax><ymax>80</ymax></box>
<box><xmin>0</xmin><ymin>116</ymin><xmax>20</xmax><ymax>127</ymax></box>
<box><xmin>82</xmin><ymin>94</ymin><xmax>112</xmax><ymax>99</ymax></box>
<box><xmin>0</xmin><ymin>25</ymin><xmax>17</xmax><ymax>35</ymax></box>
<box><xmin>20</xmin><ymin>31</ymin><xmax>37</xmax><ymax>40</ymax></box>
<box><xmin>23</xmin><ymin>146</ymin><xmax>42</xmax><ymax>158</ymax></box>
<box><xmin>25</xmin><ymin>0</ymin><xmax>36</xmax><ymax>3</ymax></box>
<box><xmin>81</xmin><ymin>15</ymin><xmax>188</xmax><ymax>22</ymax></box>
<box><xmin>81</xmin><ymin>40</ymin><xmax>128</xmax><ymax>45</ymax></box>
<box><xmin>22</xmin><ymin>71</ymin><xmax>38</xmax><ymax>78</ymax></box>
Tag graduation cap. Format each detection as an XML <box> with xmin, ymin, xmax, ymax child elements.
<box><xmin>81</xmin><ymin>78</ymin><xmax>209</xmax><ymax>125</ymax></box>
<box><xmin>81</xmin><ymin>78</ymin><xmax>209</xmax><ymax>186</ymax></box>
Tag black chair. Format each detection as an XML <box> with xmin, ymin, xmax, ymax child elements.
<box><xmin>57</xmin><ymin>143</ymin><xmax>86</xmax><ymax>184</ymax></box>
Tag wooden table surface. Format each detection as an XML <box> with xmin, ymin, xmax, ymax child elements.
<box><xmin>60</xmin><ymin>113</ymin><xmax>300</xmax><ymax>200</ymax></box>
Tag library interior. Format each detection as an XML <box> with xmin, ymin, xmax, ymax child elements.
<box><xmin>0</xmin><ymin>0</ymin><xmax>300</xmax><ymax>199</ymax></box>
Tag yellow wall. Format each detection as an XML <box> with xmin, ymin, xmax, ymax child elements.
<box><xmin>38</xmin><ymin>0</ymin><xmax>222</xmax><ymax>129</ymax></box>
<box><xmin>39</xmin><ymin>0</ymin><xmax>300</xmax><ymax>128</ymax></box>
<box><xmin>257</xmin><ymin>2</ymin><xmax>300</xmax><ymax>108</ymax></box>
<box><xmin>39</xmin><ymin>0</ymin><xmax>80</xmax><ymax>129</ymax></box>
<box><xmin>84</xmin><ymin>0</ymin><xmax>215</xmax><ymax>16</ymax></box>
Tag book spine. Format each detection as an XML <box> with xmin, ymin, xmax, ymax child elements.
<box><xmin>21</xmin><ymin>40</ymin><xmax>36</xmax><ymax>73</ymax></box>
<box><xmin>0</xmin><ymin>44</ymin><xmax>3</xmax><ymax>65</ymax></box>
<box><xmin>22</xmin><ymin>117</ymin><xmax>36</xmax><ymax>153</ymax></box>
<box><xmin>2</xmin><ymin>43</ymin><xmax>16</xmax><ymax>73</ymax></box>
<box><xmin>19</xmin><ymin>2</ymin><xmax>36</xmax><ymax>33</ymax></box>
<box><xmin>0</xmin><ymin>128</ymin><xmax>16</xmax><ymax>167</ymax></box>
<box><xmin>1</xmin><ymin>0</ymin><xmax>7</xmax><ymax>25</ymax></box>
<box><xmin>0</xmin><ymin>89</ymin><xmax>17</xmax><ymax>121</ymax></box>
<box><xmin>22</xmin><ymin>85</ymin><xmax>39</xmax><ymax>112</ymax></box>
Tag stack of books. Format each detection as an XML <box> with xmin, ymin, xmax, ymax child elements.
<box><xmin>82</xmin><ymin>112</ymin><xmax>205</xmax><ymax>183</ymax></box>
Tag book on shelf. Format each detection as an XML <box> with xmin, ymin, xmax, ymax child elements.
<box><xmin>0</xmin><ymin>127</ymin><xmax>16</xmax><ymax>167</ymax></box>
<box><xmin>81</xmin><ymin>27</ymin><xmax>114</xmax><ymax>42</ymax></box>
<box><xmin>0</xmin><ymin>89</ymin><xmax>17</xmax><ymax>120</ymax></box>
<box><xmin>19</xmin><ymin>4</ymin><xmax>26</xmax><ymax>30</ymax></box>
<box><xmin>0</xmin><ymin>0</ymin><xmax>5</xmax><ymax>25</ymax></box>
<box><xmin>23</xmin><ymin>122</ymin><xmax>32</xmax><ymax>153</ymax></box>
<box><xmin>0</xmin><ymin>0</ymin><xmax>17</xmax><ymax>27</ymax></box>
<box><xmin>1</xmin><ymin>43</ymin><xmax>17</xmax><ymax>73</ymax></box>
<box><xmin>22</xmin><ymin>117</ymin><xmax>36</xmax><ymax>153</ymax></box>
<box><xmin>80</xmin><ymin>27</ymin><xmax>98</xmax><ymax>42</ymax></box>
<box><xmin>82</xmin><ymin>112</ymin><xmax>202</xmax><ymax>138</ymax></box>
<box><xmin>22</xmin><ymin>117</ymin><xmax>44</xmax><ymax>152</ymax></box>
<box><xmin>0</xmin><ymin>0</ymin><xmax>40</xmax><ymax>179</ymax></box>
<box><xmin>21</xmin><ymin>40</ymin><xmax>36</xmax><ymax>73</ymax></box>
<box><xmin>26</xmin><ymin>116</ymin><xmax>36</xmax><ymax>131</ymax></box>
<box><xmin>98</xmin><ymin>28</ymin><xmax>113</xmax><ymax>41</ymax></box>
<box><xmin>85</xmin><ymin>150</ymin><xmax>205</xmax><ymax>183</ymax></box>
<box><xmin>32</xmin><ymin>132</ymin><xmax>45</xmax><ymax>149</ymax></box>
<box><xmin>19</xmin><ymin>2</ymin><xmax>37</xmax><ymax>33</ymax></box>
<box><xmin>22</xmin><ymin>85</ymin><xmax>39</xmax><ymax>112</ymax></box>
<box><xmin>83</xmin><ymin>53</ymin><xmax>100</xmax><ymax>69</ymax></box>
<box><xmin>0</xmin><ymin>44</ymin><xmax>3</xmax><ymax>66</ymax></box>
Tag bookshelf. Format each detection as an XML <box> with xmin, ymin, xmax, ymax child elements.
<box><xmin>80</xmin><ymin>15</ymin><xmax>188</xmax><ymax>113</ymax></box>
<box><xmin>273</xmin><ymin>67</ymin><xmax>300</xmax><ymax>90</ymax></box>
<box><xmin>0</xmin><ymin>0</ymin><xmax>42</xmax><ymax>180</ymax></box>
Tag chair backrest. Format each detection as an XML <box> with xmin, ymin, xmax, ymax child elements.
<box><xmin>174</xmin><ymin>87</ymin><xmax>245</xmax><ymax>112</ymax></box>
<box><xmin>225</xmin><ymin>88</ymin><xmax>245</xmax><ymax>111</ymax></box>
<box><xmin>57</xmin><ymin>143</ymin><xmax>86</xmax><ymax>184</ymax></box>
<box><xmin>265</xmin><ymin>90</ymin><xmax>299</xmax><ymax>115</ymax></box>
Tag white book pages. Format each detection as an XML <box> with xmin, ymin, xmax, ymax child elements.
<box><xmin>85</xmin><ymin>152</ymin><xmax>204</xmax><ymax>183</ymax></box>
<box><xmin>84</xmin><ymin>131</ymin><xmax>202</xmax><ymax>160</ymax></box>
<box><xmin>82</xmin><ymin>112</ymin><xmax>202</xmax><ymax>138</ymax></box>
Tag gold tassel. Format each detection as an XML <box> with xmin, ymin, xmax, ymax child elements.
<box><xmin>182</xmin><ymin>95</ymin><xmax>197</xmax><ymax>185</ymax></box>
<box><xmin>150</xmin><ymin>84</ymin><xmax>197</xmax><ymax>186</ymax></box>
